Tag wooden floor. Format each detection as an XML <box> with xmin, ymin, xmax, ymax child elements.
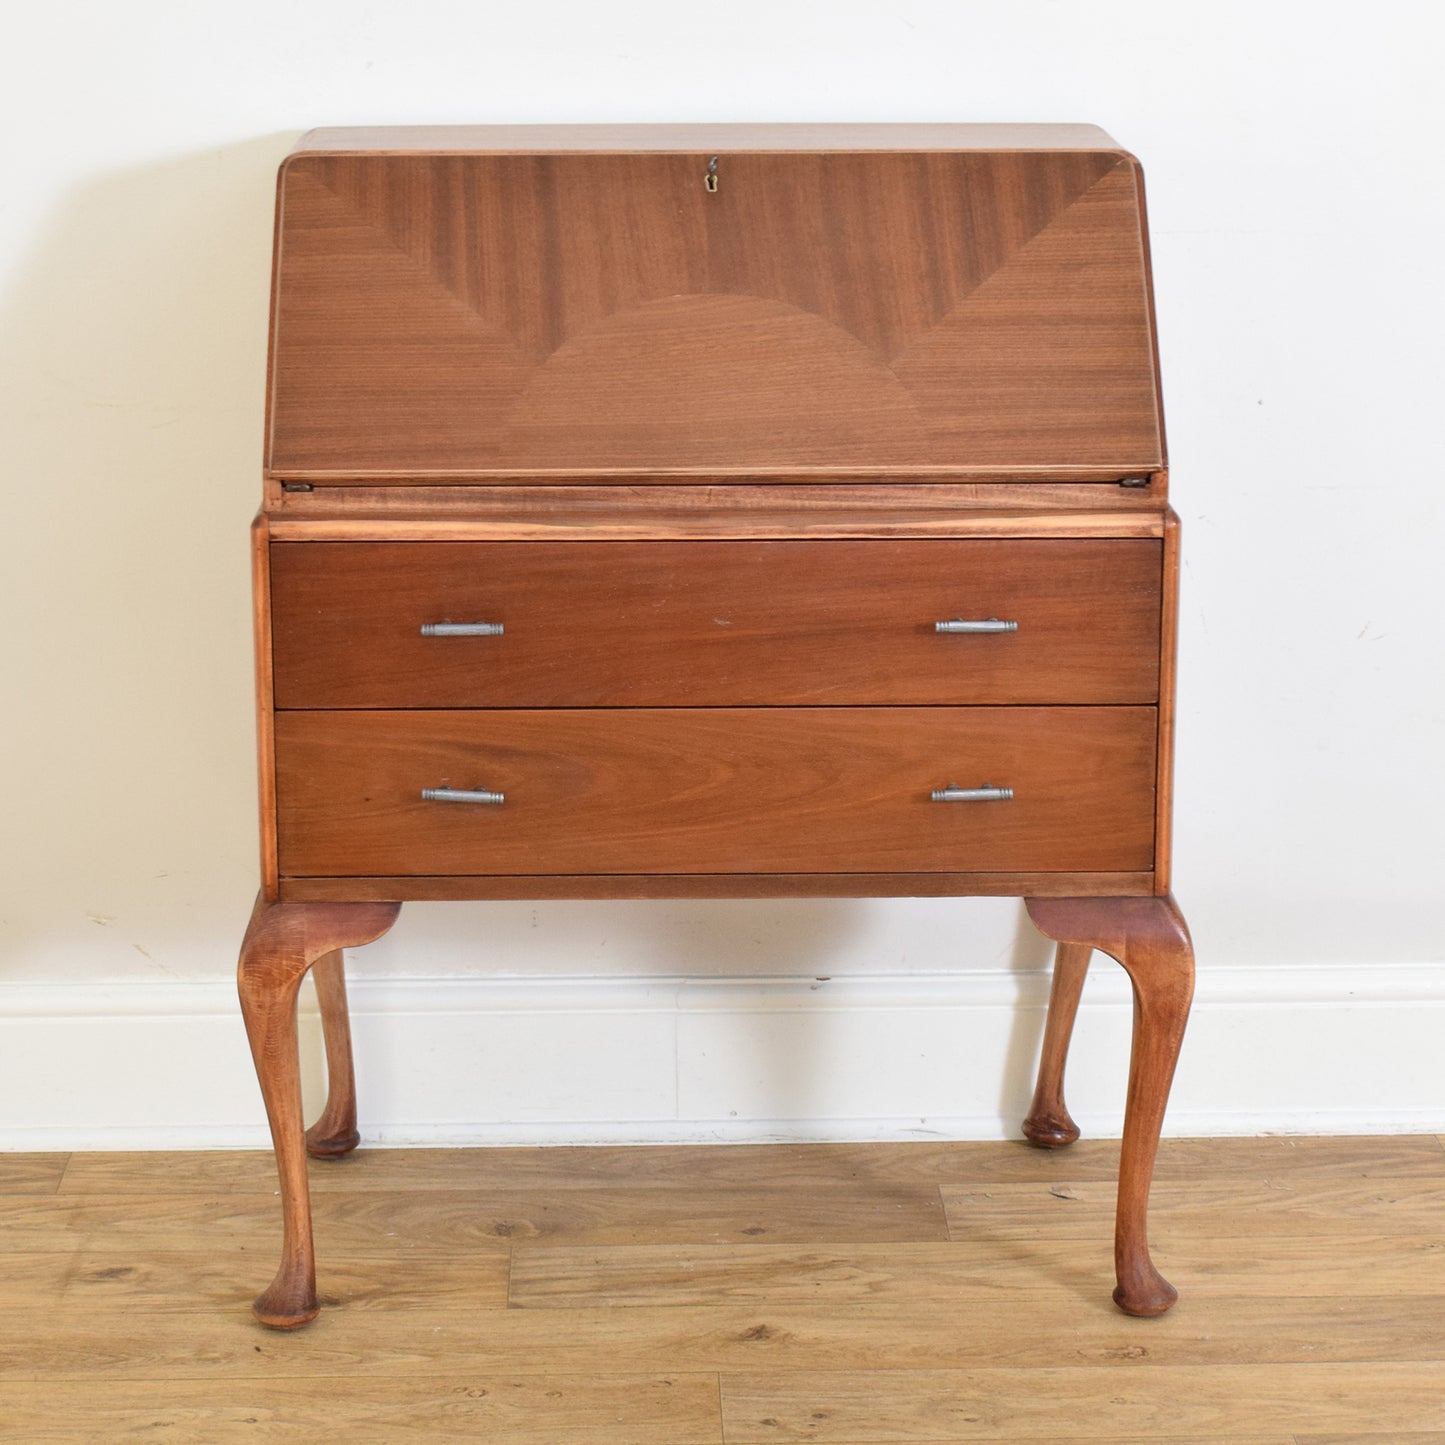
<box><xmin>1</xmin><ymin>1136</ymin><xmax>1443</xmax><ymax>1442</ymax></box>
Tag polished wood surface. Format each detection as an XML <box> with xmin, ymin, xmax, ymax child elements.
<box><xmin>1026</xmin><ymin>895</ymin><xmax>1194</xmax><ymax>1316</ymax></box>
<box><xmin>278</xmin><ymin>871</ymin><xmax>1158</xmax><ymax>903</ymax></box>
<box><xmin>255</xmin><ymin>502</ymin><xmax>1176</xmax><ymax>902</ymax></box>
<box><xmin>236</xmin><ymin>894</ymin><xmax>400</xmax><ymax>1327</ymax></box>
<box><xmin>268</xmin><ymin>150</ymin><xmax>1161</xmax><ymax>479</ymax></box>
<box><xmin>1022</xmin><ymin>940</ymin><xmax>1093</xmax><ymax>1147</ymax></box>
<box><xmin>267</xmin><ymin>484</ymin><xmax>1171</xmax><ymax>533</ymax></box>
<box><xmin>250</xmin><ymin>516</ymin><xmax>278</xmax><ymax>899</ymax></box>
<box><xmin>274</xmin><ymin>706</ymin><xmax>1158</xmax><ymax>878</ymax></box>
<box><xmin>303</xmin><ymin>950</ymin><xmax>361</xmax><ymax>1159</ymax></box>
<box><xmin>271</xmin><ymin>539</ymin><xmax>1162</xmax><ymax>708</ymax></box>
<box><xmin>269</xmin><ymin>507</ymin><xmax>1168</xmax><ymax>540</ymax></box>
<box><xmin>272</xmin><ymin>480</ymin><xmax>1169</xmax><ymax>508</ymax></box>
<box><xmin>6</xmin><ymin>1138</ymin><xmax>1445</xmax><ymax>1439</ymax></box>
<box><xmin>1153</xmin><ymin>508</ymin><xmax>1182</xmax><ymax>893</ymax></box>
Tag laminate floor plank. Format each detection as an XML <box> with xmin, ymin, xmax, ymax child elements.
<box><xmin>9</xmin><ymin>1136</ymin><xmax>1445</xmax><ymax>1442</ymax></box>
<box><xmin>6</xmin><ymin>1294</ymin><xmax>1440</xmax><ymax>1380</ymax></box>
<box><xmin>0</xmin><ymin>1249</ymin><xmax>82</xmax><ymax>1310</ymax></box>
<box><xmin>943</xmin><ymin>1177</ymin><xmax>1445</xmax><ymax>1239</ymax></box>
<box><xmin>1297</xmin><ymin>1436</ymin><xmax>1445</xmax><ymax>1444</ymax></box>
<box><xmin>717</xmin><ymin>1363</ymin><xmax>1445</xmax><ymax>1441</ymax></box>
<box><xmin>0</xmin><ymin>1152</ymin><xmax>69</xmax><ymax>1195</ymax></box>
<box><xmin>54</xmin><ymin>1134</ymin><xmax>1445</xmax><ymax>1195</ymax></box>
<box><xmin>508</xmin><ymin>1234</ymin><xmax>1445</xmax><ymax>1307</ymax></box>
<box><xmin>0</xmin><ymin>1373</ymin><xmax>724</xmax><ymax>1444</ymax></box>
<box><xmin>55</xmin><ymin>1248</ymin><xmax>508</xmax><ymax>1312</ymax></box>
<box><xmin>0</xmin><ymin>1184</ymin><xmax>947</xmax><ymax>1252</ymax></box>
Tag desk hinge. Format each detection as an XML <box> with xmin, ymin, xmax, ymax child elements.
<box><xmin>280</xmin><ymin>481</ymin><xmax>314</xmax><ymax>493</ymax></box>
<box><xmin>1118</xmin><ymin>475</ymin><xmax>1150</xmax><ymax>489</ymax></box>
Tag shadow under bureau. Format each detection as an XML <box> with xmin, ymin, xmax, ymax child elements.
<box><xmin>239</xmin><ymin>123</ymin><xmax>1195</xmax><ymax>1329</ymax></box>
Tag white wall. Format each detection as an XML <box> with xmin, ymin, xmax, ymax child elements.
<box><xmin>2</xmin><ymin>1</ymin><xmax>1441</xmax><ymax>1147</ymax></box>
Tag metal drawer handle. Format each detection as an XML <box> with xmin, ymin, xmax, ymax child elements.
<box><xmin>931</xmin><ymin>783</ymin><xmax>1014</xmax><ymax>803</ymax></box>
<box><xmin>421</xmin><ymin>622</ymin><xmax>504</xmax><ymax>637</ymax></box>
<box><xmin>421</xmin><ymin>787</ymin><xmax>505</xmax><ymax>805</ymax></box>
<box><xmin>935</xmin><ymin>617</ymin><xmax>1018</xmax><ymax>634</ymax></box>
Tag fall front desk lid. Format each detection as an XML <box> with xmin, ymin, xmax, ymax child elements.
<box><xmin>266</xmin><ymin>125</ymin><xmax>1164</xmax><ymax>483</ymax></box>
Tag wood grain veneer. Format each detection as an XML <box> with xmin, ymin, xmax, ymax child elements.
<box><xmin>273</xmin><ymin>706</ymin><xmax>1157</xmax><ymax>878</ymax></box>
<box><xmin>268</xmin><ymin>149</ymin><xmax>1162</xmax><ymax>479</ymax></box>
<box><xmin>269</xmin><ymin>539</ymin><xmax>1162</xmax><ymax>709</ymax></box>
<box><xmin>277</xmin><ymin>871</ymin><xmax>1159</xmax><ymax>903</ymax></box>
<box><xmin>265</xmin><ymin>484</ymin><xmax>1171</xmax><ymax>534</ymax></box>
<box><xmin>1154</xmin><ymin>508</ymin><xmax>1182</xmax><ymax>894</ymax></box>
<box><xmin>1026</xmin><ymin>895</ymin><xmax>1194</xmax><ymax>1315</ymax></box>
<box><xmin>250</xmin><ymin>515</ymin><xmax>278</xmax><ymax>900</ymax></box>
<box><xmin>236</xmin><ymin>895</ymin><xmax>400</xmax><ymax>1327</ymax></box>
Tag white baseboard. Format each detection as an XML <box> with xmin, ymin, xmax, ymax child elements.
<box><xmin>2</xmin><ymin>964</ymin><xmax>1442</xmax><ymax>1150</ymax></box>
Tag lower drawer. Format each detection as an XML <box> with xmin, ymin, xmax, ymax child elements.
<box><xmin>274</xmin><ymin>708</ymin><xmax>1157</xmax><ymax>877</ymax></box>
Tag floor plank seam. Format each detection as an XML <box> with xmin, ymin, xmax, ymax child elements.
<box><xmin>48</xmin><ymin>1150</ymin><xmax>74</xmax><ymax>1197</ymax></box>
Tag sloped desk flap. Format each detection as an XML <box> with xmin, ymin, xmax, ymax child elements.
<box><xmin>266</xmin><ymin>130</ymin><xmax>1164</xmax><ymax>481</ymax></box>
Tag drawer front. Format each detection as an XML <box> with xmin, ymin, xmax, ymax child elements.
<box><xmin>275</xmin><ymin>707</ymin><xmax>1157</xmax><ymax>877</ymax></box>
<box><xmin>270</xmin><ymin>540</ymin><xmax>1162</xmax><ymax>708</ymax></box>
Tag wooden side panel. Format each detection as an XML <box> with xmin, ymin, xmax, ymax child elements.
<box><xmin>1154</xmin><ymin>507</ymin><xmax>1181</xmax><ymax>893</ymax></box>
<box><xmin>268</xmin><ymin>151</ymin><xmax>1162</xmax><ymax>479</ymax></box>
<box><xmin>269</xmin><ymin>539</ymin><xmax>1163</xmax><ymax>708</ymax></box>
<box><xmin>273</xmin><ymin>707</ymin><xmax>1157</xmax><ymax>877</ymax></box>
<box><xmin>250</xmin><ymin>515</ymin><xmax>278</xmax><ymax>900</ymax></box>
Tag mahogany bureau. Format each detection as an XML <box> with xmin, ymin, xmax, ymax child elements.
<box><xmin>239</xmin><ymin>123</ymin><xmax>1194</xmax><ymax>1329</ymax></box>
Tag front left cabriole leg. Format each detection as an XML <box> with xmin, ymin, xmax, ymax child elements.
<box><xmin>237</xmin><ymin>894</ymin><xmax>400</xmax><ymax>1329</ymax></box>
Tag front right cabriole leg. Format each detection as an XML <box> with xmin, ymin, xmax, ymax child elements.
<box><xmin>1024</xmin><ymin>894</ymin><xmax>1195</xmax><ymax>1317</ymax></box>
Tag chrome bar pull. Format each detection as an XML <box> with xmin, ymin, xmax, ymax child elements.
<box><xmin>931</xmin><ymin>783</ymin><xmax>1014</xmax><ymax>803</ymax></box>
<box><xmin>935</xmin><ymin>617</ymin><xmax>1018</xmax><ymax>634</ymax></box>
<box><xmin>421</xmin><ymin>787</ymin><xmax>505</xmax><ymax>805</ymax></box>
<box><xmin>420</xmin><ymin>621</ymin><xmax>504</xmax><ymax>637</ymax></box>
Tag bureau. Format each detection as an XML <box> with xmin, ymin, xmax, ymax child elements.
<box><xmin>239</xmin><ymin>123</ymin><xmax>1194</xmax><ymax>1330</ymax></box>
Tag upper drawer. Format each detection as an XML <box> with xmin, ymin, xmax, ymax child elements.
<box><xmin>270</xmin><ymin>539</ymin><xmax>1162</xmax><ymax>708</ymax></box>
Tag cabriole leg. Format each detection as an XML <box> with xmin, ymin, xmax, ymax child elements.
<box><xmin>237</xmin><ymin>894</ymin><xmax>400</xmax><ymax>1329</ymax></box>
<box><xmin>1024</xmin><ymin>895</ymin><xmax>1194</xmax><ymax>1317</ymax></box>
<box><xmin>305</xmin><ymin>950</ymin><xmax>361</xmax><ymax>1159</ymax></box>
<box><xmin>1022</xmin><ymin>940</ymin><xmax>1092</xmax><ymax>1148</ymax></box>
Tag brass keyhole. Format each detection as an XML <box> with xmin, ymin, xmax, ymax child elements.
<box><xmin>705</xmin><ymin>157</ymin><xmax>718</xmax><ymax>193</ymax></box>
